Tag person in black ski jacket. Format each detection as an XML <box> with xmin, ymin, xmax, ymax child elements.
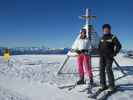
<box><xmin>98</xmin><ymin>24</ymin><xmax>122</xmax><ymax>91</ymax></box>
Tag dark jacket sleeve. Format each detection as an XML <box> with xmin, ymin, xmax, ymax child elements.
<box><xmin>112</xmin><ymin>36</ymin><xmax>122</xmax><ymax>55</ymax></box>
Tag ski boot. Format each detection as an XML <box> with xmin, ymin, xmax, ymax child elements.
<box><xmin>87</xmin><ymin>78</ymin><xmax>94</xmax><ymax>94</ymax></box>
<box><xmin>77</xmin><ymin>77</ymin><xmax>85</xmax><ymax>85</ymax></box>
<box><xmin>99</xmin><ymin>85</ymin><xmax>108</xmax><ymax>91</ymax></box>
<box><xmin>108</xmin><ymin>86</ymin><xmax>117</xmax><ymax>92</ymax></box>
<box><xmin>90</xmin><ymin>77</ymin><xmax>94</xmax><ymax>86</ymax></box>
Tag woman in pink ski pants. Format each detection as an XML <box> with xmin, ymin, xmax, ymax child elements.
<box><xmin>72</xmin><ymin>29</ymin><xmax>93</xmax><ymax>85</ymax></box>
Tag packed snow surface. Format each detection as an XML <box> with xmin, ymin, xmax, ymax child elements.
<box><xmin>0</xmin><ymin>53</ymin><xmax>133</xmax><ymax>100</ymax></box>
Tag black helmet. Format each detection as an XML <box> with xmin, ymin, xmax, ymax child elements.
<box><xmin>102</xmin><ymin>24</ymin><xmax>111</xmax><ymax>30</ymax></box>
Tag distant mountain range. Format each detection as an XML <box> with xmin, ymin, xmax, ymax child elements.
<box><xmin>0</xmin><ymin>47</ymin><xmax>70</xmax><ymax>55</ymax></box>
<box><xmin>0</xmin><ymin>47</ymin><xmax>132</xmax><ymax>56</ymax></box>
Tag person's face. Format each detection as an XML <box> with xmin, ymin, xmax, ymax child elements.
<box><xmin>103</xmin><ymin>28</ymin><xmax>111</xmax><ymax>34</ymax></box>
<box><xmin>80</xmin><ymin>31</ymin><xmax>86</xmax><ymax>38</ymax></box>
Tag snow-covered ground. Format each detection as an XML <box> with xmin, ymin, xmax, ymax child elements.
<box><xmin>0</xmin><ymin>53</ymin><xmax>133</xmax><ymax>100</ymax></box>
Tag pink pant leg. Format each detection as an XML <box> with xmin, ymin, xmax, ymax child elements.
<box><xmin>77</xmin><ymin>54</ymin><xmax>84</xmax><ymax>78</ymax></box>
<box><xmin>83</xmin><ymin>55</ymin><xmax>93</xmax><ymax>79</ymax></box>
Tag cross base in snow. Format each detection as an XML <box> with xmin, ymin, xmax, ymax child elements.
<box><xmin>57</xmin><ymin>55</ymin><xmax>126</xmax><ymax>82</ymax></box>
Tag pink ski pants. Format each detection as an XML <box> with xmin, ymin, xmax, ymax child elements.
<box><xmin>77</xmin><ymin>53</ymin><xmax>93</xmax><ymax>79</ymax></box>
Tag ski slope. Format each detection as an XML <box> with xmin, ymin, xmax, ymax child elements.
<box><xmin>0</xmin><ymin>53</ymin><xmax>133</xmax><ymax>100</ymax></box>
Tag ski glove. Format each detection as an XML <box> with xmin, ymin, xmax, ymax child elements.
<box><xmin>71</xmin><ymin>49</ymin><xmax>81</xmax><ymax>54</ymax></box>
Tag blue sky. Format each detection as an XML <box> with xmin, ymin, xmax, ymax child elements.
<box><xmin>0</xmin><ymin>0</ymin><xmax>133</xmax><ymax>49</ymax></box>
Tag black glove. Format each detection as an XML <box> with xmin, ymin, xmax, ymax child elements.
<box><xmin>109</xmin><ymin>54</ymin><xmax>115</xmax><ymax>58</ymax></box>
<box><xmin>71</xmin><ymin>49</ymin><xmax>81</xmax><ymax>54</ymax></box>
<box><xmin>114</xmin><ymin>53</ymin><xmax>117</xmax><ymax>56</ymax></box>
<box><xmin>75</xmin><ymin>50</ymin><xmax>81</xmax><ymax>54</ymax></box>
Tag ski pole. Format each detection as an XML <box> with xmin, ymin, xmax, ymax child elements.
<box><xmin>113</xmin><ymin>58</ymin><xmax>126</xmax><ymax>75</ymax></box>
<box><xmin>57</xmin><ymin>55</ymin><xmax>70</xmax><ymax>75</ymax></box>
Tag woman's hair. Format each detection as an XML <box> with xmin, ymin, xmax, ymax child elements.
<box><xmin>81</xmin><ymin>29</ymin><xmax>86</xmax><ymax>33</ymax></box>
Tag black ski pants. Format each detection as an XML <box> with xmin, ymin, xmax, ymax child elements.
<box><xmin>99</xmin><ymin>55</ymin><xmax>115</xmax><ymax>88</ymax></box>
